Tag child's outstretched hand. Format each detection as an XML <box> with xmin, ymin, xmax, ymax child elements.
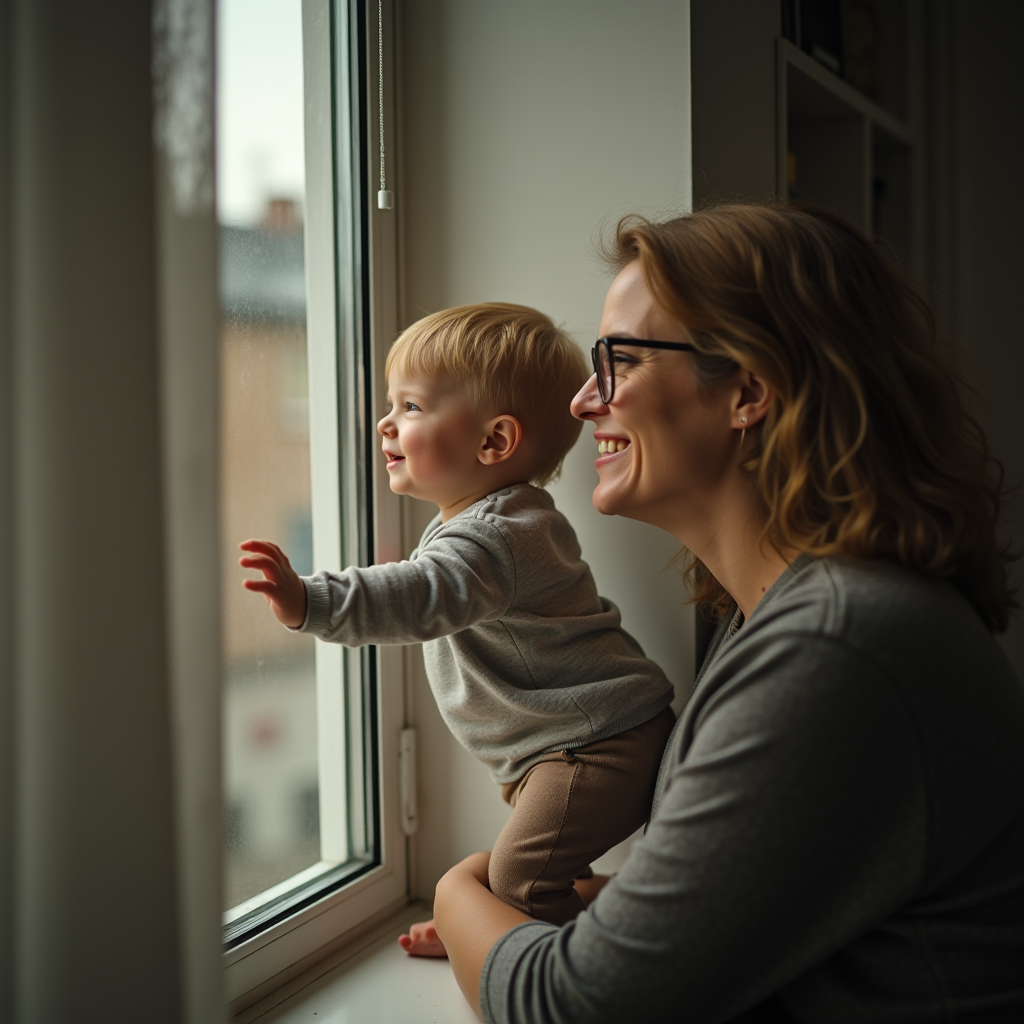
<box><xmin>238</xmin><ymin>539</ymin><xmax>307</xmax><ymax>629</ymax></box>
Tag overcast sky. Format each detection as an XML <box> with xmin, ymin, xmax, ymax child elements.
<box><xmin>217</xmin><ymin>0</ymin><xmax>306</xmax><ymax>226</ymax></box>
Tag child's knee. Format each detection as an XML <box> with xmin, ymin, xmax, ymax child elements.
<box><xmin>487</xmin><ymin>843</ymin><xmax>529</xmax><ymax>912</ymax></box>
<box><xmin>488</xmin><ymin>844</ymin><xmax>587</xmax><ymax>923</ymax></box>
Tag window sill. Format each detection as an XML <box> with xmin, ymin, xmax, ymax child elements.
<box><xmin>232</xmin><ymin>901</ymin><xmax>478</xmax><ymax>1024</ymax></box>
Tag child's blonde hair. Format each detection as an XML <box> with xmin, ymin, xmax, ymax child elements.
<box><xmin>385</xmin><ymin>303</ymin><xmax>588</xmax><ymax>487</ymax></box>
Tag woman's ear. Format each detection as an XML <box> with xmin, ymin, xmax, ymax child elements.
<box><xmin>733</xmin><ymin>370</ymin><xmax>773</xmax><ymax>429</ymax></box>
<box><xmin>478</xmin><ymin>415</ymin><xmax>523</xmax><ymax>466</ymax></box>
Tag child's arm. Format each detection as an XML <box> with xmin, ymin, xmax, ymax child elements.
<box><xmin>241</xmin><ymin>521</ymin><xmax>514</xmax><ymax>648</ymax></box>
<box><xmin>238</xmin><ymin>539</ymin><xmax>308</xmax><ymax>629</ymax></box>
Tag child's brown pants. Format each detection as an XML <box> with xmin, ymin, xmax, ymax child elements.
<box><xmin>488</xmin><ymin>706</ymin><xmax>675</xmax><ymax>926</ymax></box>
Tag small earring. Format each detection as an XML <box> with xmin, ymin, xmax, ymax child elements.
<box><xmin>739</xmin><ymin>415</ymin><xmax>748</xmax><ymax>448</ymax></box>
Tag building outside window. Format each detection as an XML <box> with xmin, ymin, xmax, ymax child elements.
<box><xmin>216</xmin><ymin>0</ymin><xmax>406</xmax><ymax>1002</ymax></box>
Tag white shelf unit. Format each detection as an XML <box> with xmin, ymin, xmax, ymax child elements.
<box><xmin>777</xmin><ymin>37</ymin><xmax>920</xmax><ymax>278</ymax></box>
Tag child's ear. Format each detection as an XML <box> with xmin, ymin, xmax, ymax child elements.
<box><xmin>478</xmin><ymin>414</ymin><xmax>522</xmax><ymax>466</ymax></box>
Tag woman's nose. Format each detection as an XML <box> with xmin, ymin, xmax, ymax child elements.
<box><xmin>570</xmin><ymin>372</ymin><xmax>606</xmax><ymax>420</ymax></box>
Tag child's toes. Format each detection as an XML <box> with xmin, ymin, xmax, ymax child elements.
<box><xmin>408</xmin><ymin>936</ymin><xmax>448</xmax><ymax>957</ymax></box>
<box><xmin>399</xmin><ymin>919</ymin><xmax>448</xmax><ymax>957</ymax></box>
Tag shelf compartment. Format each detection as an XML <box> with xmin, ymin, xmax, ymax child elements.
<box><xmin>778</xmin><ymin>37</ymin><xmax>915</xmax><ymax>257</ymax></box>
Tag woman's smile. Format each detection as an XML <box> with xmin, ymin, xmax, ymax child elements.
<box><xmin>572</xmin><ymin>261</ymin><xmax>717</xmax><ymax>529</ymax></box>
<box><xmin>595</xmin><ymin>433</ymin><xmax>631</xmax><ymax>461</ymax></box>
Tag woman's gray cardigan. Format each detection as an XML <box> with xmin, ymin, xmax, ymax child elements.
<box><xmin>482</xmin><ymin>555</ymin><xmax>1024</xmax><ymax>1023</ymax></box>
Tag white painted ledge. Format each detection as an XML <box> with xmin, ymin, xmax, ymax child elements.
<box><xmin>234</xmin><ymin>902</ymin><xmax>478</xmax><ymax>1024</ymax></box>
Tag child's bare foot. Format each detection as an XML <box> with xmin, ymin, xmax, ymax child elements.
<box><xmin>398</xmin><ymin>918</ymin><xmax>448</xmax><ymax>957</ymax></box>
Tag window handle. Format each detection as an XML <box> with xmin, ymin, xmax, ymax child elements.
<box><xmin>399</xmin><ymin>728</ymin><xmax>418</xmax><ymax>835</ymax></box>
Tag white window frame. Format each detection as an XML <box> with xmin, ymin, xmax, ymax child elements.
<box><xmin>223</xmin><ymin>0</ymin><xmax>406</xmax><ymax>1007</ymax></box>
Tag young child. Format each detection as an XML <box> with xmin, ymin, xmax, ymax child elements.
<box><xmin>240</xmin><ymin>302</ymin><xmax>674</xmax><ymax>955</ymax></box>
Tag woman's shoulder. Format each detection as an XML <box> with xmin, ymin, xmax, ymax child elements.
<box><xmin>721</xmin><ymin>555</ymin><xmax>1023</xmax><ymax>742</ymax></box>
<box><xmin>688</xmin><ymin>558</ymin><xmax>1024</xmax><ymax>906</ymax></box>
<box><xmin>697</xmin><ymin>555</ymin><xmax>1021</xmax><ymax>733</ymax></box>
<box><xmin>753</xmin><ymin>554</ymin><xmax>993</xmax><ymax>648</ymax></box>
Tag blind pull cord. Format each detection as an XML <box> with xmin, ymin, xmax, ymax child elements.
<box><xmin>377</xmin><ymin>0</ymin><xmax>393</xmax><ymax>210</ymax></box>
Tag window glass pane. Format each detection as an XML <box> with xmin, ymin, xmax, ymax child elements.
<box><xmin>217</xmin><ymin>0</ymin><xmax>319</xmax><ymax>912</ymax></box>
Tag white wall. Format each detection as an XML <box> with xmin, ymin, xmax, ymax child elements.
<box><xmin>396</xmin><ymin>0</ymin><xmax>693</xmax><ymax>898</ymax></box>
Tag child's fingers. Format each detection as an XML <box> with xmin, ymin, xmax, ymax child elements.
<box><xmin>239</xmin><ymin>538</ymin><xmax>280</xmax><ymax>558</ymax></box>
<box><xmin>242</xmin><ymin>578</ymin><xmax>279</xmax><ymax>595</ymax></box>
<box><xmin>238</xmin><ymin>552</ymin><xmax>278</xmax><ymax>573</ymax></box>
<box><xmin>239</xmin><ymin>553</ymin><xmax>287</xmax><ymax>581</ymax></box>
<box><xmin>238</xmin><ymin>538</ymin><xmax>289</xmax><ymax>563</ymax></box>
<box><xmin>239</xmin><ymin>538</ymin><xmax>295</xmax><ymax>570</ymax></box>
<box><xmin>264</xmin><ymin>540</ymin><xmax>289</xmax><ymax>561</ymax></box>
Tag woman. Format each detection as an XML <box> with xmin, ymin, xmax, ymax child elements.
<box><xmin>432</xmin><ymin>203</ymin><xmax>1024</xmax><ymax>1023</ymax></box>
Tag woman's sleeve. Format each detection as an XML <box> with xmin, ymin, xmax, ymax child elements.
<box><xmin>480</xmin><ymin>633</ymin><xmax>928</xmax><ymax>1024</ymax></box>
<box><xmin>300</xmin><ymin>520</ymin><xmax>515</xmax><ymax>646</ymax></box>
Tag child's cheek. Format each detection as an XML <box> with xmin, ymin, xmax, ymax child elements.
<box><xmin>401</xmin><ymin>430</ymin><xmax>442</xmax><ymax>477</ymax></box>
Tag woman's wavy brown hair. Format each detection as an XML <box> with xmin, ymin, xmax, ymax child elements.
<box><xmin>606</xmin><ymin>201</ymin><xmax>1018</xmax><ymax>632</ymax></box>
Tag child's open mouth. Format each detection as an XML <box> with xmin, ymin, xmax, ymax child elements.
<box><xmin>384</xmin><ymin>451</ymin><xmax>405</xmax><ymax>468</ymax></box>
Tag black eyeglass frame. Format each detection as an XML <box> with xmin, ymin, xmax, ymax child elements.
<box><xmin>591</xmin><ymin>337</ymin><xmax>697</xmax><ymax>405</ymax></box>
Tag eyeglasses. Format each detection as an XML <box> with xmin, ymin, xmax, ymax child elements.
<box><xmin>591</xmin><ymin>337</ymin><xmax>696</xmax><ymax>405</ymax></box>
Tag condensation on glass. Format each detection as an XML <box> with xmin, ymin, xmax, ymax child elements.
<box><xmin>217</xmin><ymin>0</ymin><xmax>319</xmax><ymax>912</ymax></box>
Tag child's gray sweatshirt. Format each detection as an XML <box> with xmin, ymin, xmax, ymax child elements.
<box><xmin>298</xmin><ymin>483</ymin><xmax>673</xmax><ymax>783</ymax></box>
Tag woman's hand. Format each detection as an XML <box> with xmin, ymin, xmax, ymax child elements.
<box><xmin>434</xmin><ymin>852</ymin><xmax>533</xmax><ymax>1019</ymax></box>
<box><xmin>238</xmin><ymin>539</ymin><xmax>308</xmax><ymax>629</ymax></box>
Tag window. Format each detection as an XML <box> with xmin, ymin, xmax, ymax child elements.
<box><xmin>217</xmin><ymin>0</ymin><xmax>405</xmax><ymax>1004</ymax></box>
<box><xmin>219</xmin><ymin>0</ymin><xmax>320</xmax><ymax>924</ymax></box>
